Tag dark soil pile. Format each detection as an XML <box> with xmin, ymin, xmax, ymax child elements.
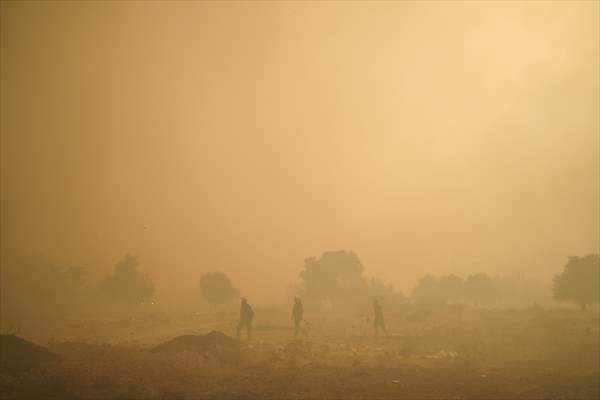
<box><xmin>0</xmin><ymin>334</ymin><xmax>60</xmax><ymax>374</ymax></box>
<box><xmin>152</xmin><ymin>330</ymin><xmax>237</xmax><ymax>354</ymax></box>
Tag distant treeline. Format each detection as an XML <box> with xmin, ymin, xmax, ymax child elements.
<box><xmin>293</xmin><ymin>251</ymin><xmax>556</xmax><ymax>312</ymax></box>
<box><xmin>1</xmin><ymin>251</ymin><xmax>597</xmax><ymax>328</ymax></box>
<box><xmin>0</xmin><ymin>254</ymin><xmax>154</xmax><ymax>325</ymax></box>
<box><xmin>410</xmin><ymin>273</ymin><xmax>552</xmax><ymax>308</ymax></box>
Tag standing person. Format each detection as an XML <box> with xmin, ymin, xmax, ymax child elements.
<box><xmin>291</xmin><ymin>297</ymin><xmax>304</xmax><ymax>338</ymax></box>
<box><xmin>373</xmin><ymin>299</ymin><xmax>388</xmax><ymax>336</ymax></box>
<box><xmin>237</xmin><ymin>298</ymin><xmax>254</xmax><ymax>340</ymax></box>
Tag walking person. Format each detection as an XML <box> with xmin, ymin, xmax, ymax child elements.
<box><xmin>373</xmin><ymin>299</ymin><xmax>388</xmax><ymax>336</ymax></box>
<box><xmin>237</xmin><ymin>297</ymin><xmax>254</xmax><ymax>340</ymax></box>
<box><xmin>291</xmin><ymin>297</ymin><xmax>304</xmax><ymax>338</ymax></box>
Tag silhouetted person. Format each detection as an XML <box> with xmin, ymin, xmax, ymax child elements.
<box><xmin>291</xmin><ymin>297</ymin><xmax>304</xmax><ymax>337</ymax></box>
<box><xmin>373</xmin><ymin>299</ymin><xmax>388</xmax><ymax>336</ymax></box>
<box><xmin>237</xmin><ymin>297</ymin><xmax>254</xmax><ymax>340</ymax></box>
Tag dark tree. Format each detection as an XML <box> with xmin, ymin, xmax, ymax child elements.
<box><xmin>463</xmin><ymin>273</ymin><xmax>497</xmax><ymax>306</ymax></box>
<box><xmin>102</xmin><ymin>255</ymin><xmax>154</xmax><ymax>304</ymax></box>
<box><xmin>369</xmin><ymin>278</ymin><xmax>408</xmax><ymax>309</ymax></box>
<box><xmin>412</xmin><ymin>274</ymin><xmax>464</xmax><ymax>307</ymax></box>
<box><xmin>412</xmin><ymin>274</ymin><xmax>443</xmax><ymax>307</ymax></box>
<box><xmin>0</xmin><ymin>257</ymin><xmax>90</xmax><ymax>320</ymax></box>
<box><xmin>438</xmin><ymin>274</ymin><xmax>464</xmax><ymax>303</ymax></box>
<box><xmin>199</xmin><ymin>272</ymin><xmax>239</xmax><ymax>307</ymax></box>
<box><xmin>299</xmin><ymin>250</ymin><xmax>365</xmax><ymax>309</ymax></box>
<box><xmin>553</xmin><ymin>254</ymin><xmax>599</xmax><ymax>310</ymax></box>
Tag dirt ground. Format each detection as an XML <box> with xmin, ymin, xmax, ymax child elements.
<box><xmin>1</xmin><ymin>307</ymin><xmax>599</xmax><ymax>399</ymax></box>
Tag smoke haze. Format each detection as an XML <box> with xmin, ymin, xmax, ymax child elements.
<box><xmin>1</xmin><ymin>1</ymin><xmax>598</xmax><ymax>305</ymax></box>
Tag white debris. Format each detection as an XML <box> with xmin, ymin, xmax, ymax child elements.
<box><xmin>425</xmin><ymin>350</ymin><xmax>459</xmax><ymax>359</ymax></box>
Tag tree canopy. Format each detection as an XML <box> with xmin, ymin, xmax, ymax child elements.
<box><xmin>0</xmin><ymin>256</ymin><xmax>89</xmax><ymax>320</ymax></box>
<box><xmin>299</xmin><ymin>251</ymin><xmax>364</xmax><ymax>308</ymax></box>
<box><xmin>299</xmin><ymin>250</ymin><xmax>406</xmax><ymax>311</ymax></box>
<box><xmin>102</xmin><ymin>255</ymin><xmax>154</xmax><ymax>304</ymax></box>
<box><xmin>411</xmin><ymin>272</ymin><xmax>547</xmax><ymax>307</ymax></box>
<box><xmin>553</xmin><ymin>254</ymin><xmax>599</xmax><ymax>310</ymax></box>
<box><xmin>199</xmin><ymin>272</ymin><xmax>239</xmax><ymax>307</ymax></box>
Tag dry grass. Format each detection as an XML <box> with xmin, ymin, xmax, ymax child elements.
<box><xmin>1</xmin><ymin>307</ymin><xmax>598</xmax><ymax>399</ymax></box>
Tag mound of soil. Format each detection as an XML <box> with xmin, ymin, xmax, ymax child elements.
<box><xmin>0</xmin><ymin>335</ymin><xmax>60</xmax><ymax>374</ymax></box>
<box><xmin>152</xmin><ymin>330</ymin><xmax>237</xmax><ymax>354</ymax></box>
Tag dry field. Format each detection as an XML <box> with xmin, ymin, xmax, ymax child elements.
<box><xmin>1</xmin><ymin>307</ymin><xmax>599</xmax><ymax>399</ymax></box>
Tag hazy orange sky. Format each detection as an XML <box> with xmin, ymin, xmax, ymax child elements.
<box><xmin>1</xmin><ymin>1</ymin><xmax>598</xmax><ymax>304</ymax></box>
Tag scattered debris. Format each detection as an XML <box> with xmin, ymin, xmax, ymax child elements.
<box><xmin>284</xmin><ymin>341</ymin><xmax>312</xmax><ymax>359</ymax></box>
<box><xmin>273</xmin><ymin>345</ymin><xmax>286</xmax><ymax>360</ymax></box>
<box><xmin>425</xmin><ymin>350</ymin><xmax>459</xmax><ymax>359</ymax></box>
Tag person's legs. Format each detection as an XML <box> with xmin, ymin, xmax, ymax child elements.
<box><xmin>375</xmin><ymin>318</ymin><xmax>387</xmax><ymax>336</ymax></box>
<box><xmin>236</xmin><ymin>321</ymin><xmax>242</xmax><ymax>340</ymax></box>
<box><xmin>246</xmin><ymin>321</ymin><xmax>252</xmax><ymax>341</ymax></box>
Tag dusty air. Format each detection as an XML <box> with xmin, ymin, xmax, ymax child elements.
<box><xmin>0</xmin><ymin>1</ymin><xmax>598</xmax><ymax>399</ymax></box>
